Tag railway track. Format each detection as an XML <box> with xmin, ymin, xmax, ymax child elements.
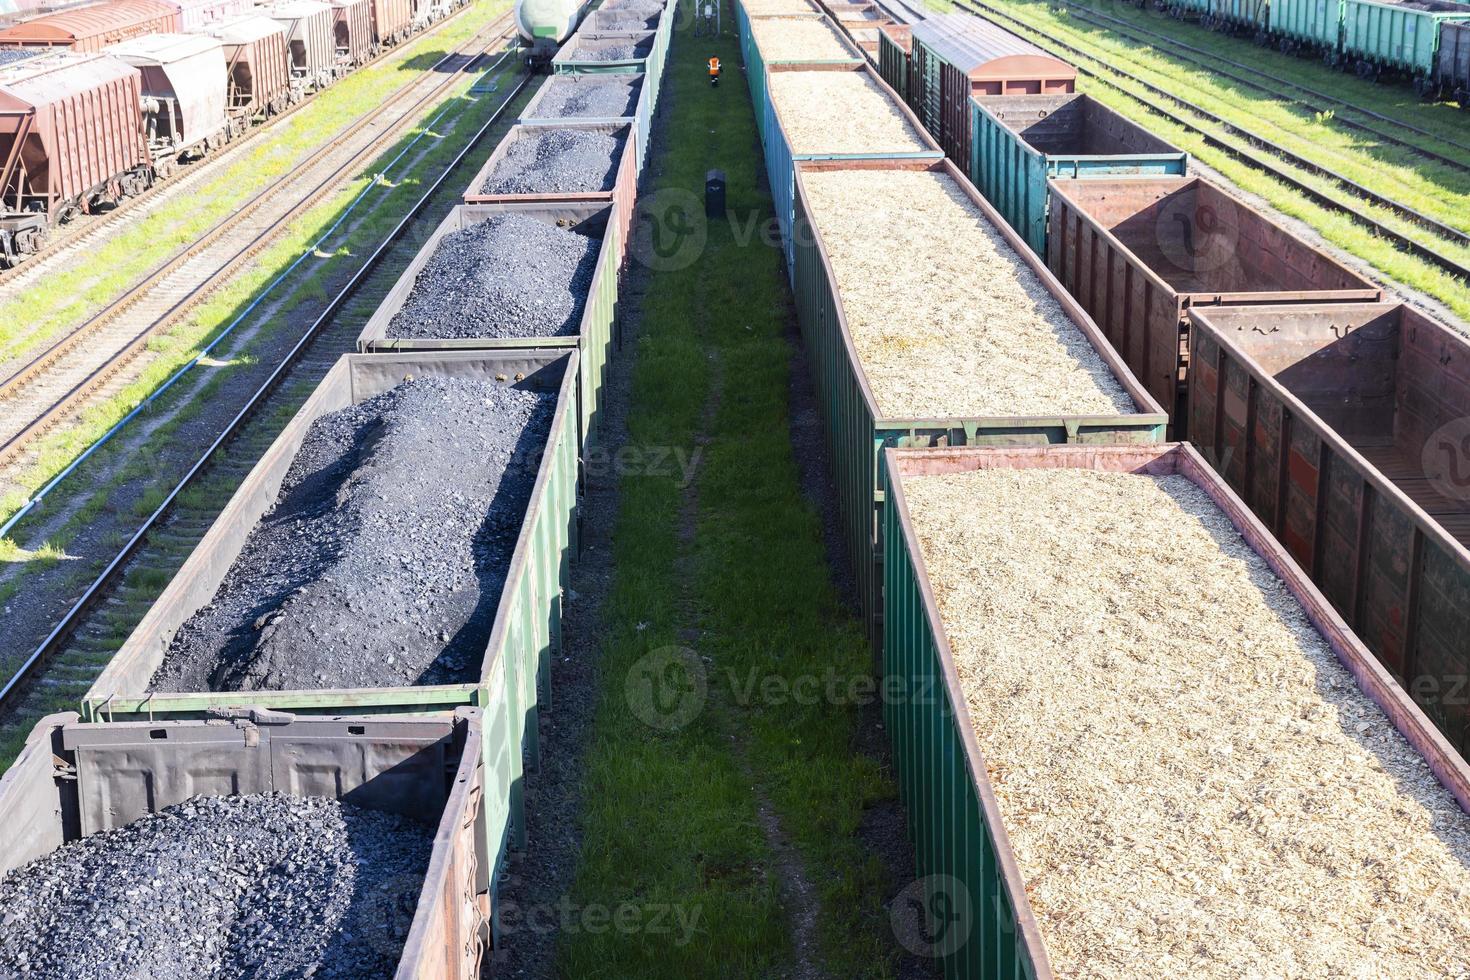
<box><xmin>953</xmin><ymin>0</ymin><xmax>1470</xmax><ymax>282</ymax></box>
<box><xmin>0</xmin><ymin>12</ymin><xmax>515</xmax><ymax>481</ymax></box>
<box><xmin>0</xmin><ymin>48</ymin><xmax>533</xmax><ymax>724</ymax></box>
<box><xmin>0</xmin><ymin>3</ymin><xmax>474</xmax><ymax>285</ymax></box>
<box><xmin>1059</xmin><ymin>1</ymin><xmax>1470</xmax><ymax>173</ymax></box>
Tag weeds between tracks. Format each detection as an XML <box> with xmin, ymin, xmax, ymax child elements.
<box><xmin>555</xmin><ymin>15</ymin><xmax>921</xmax><ymax>979</ymax></box>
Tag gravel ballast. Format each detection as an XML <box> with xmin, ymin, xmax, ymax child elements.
<box><xmin>749</xmin><ymin>16</ymin><xmax>853</xmax><ymax>60</ymax></box>
<box><xmin>527</xmin><ymin>74</ymin><xmax>641</xmax><ymax>118</ymax></box>
<box><xmin>801</xmin><ymin>169</ymin><xmax>1132</xmax><ymax>418</ymax></box>
<box><xmin>387</xmin><ymin>213</ymin><xmax>599</xmax><ymax>340</ymax></box>
<box><xmin>563</xmin><ymin>36</ymin><xmax>649</xmax><ymax>62</ymax></box>
<box><xmin>480</xmin><ymin>127</ymin><xmax>624</xmax><ymax>195</ymax></box>
<box><xmin>150</xmin><ymin>376</ymin><xmax>554</xmax><ymax>692</ymax></box>
<box><xmin>769</xmin><ymin>71</ymin><xmax>927</xmax><ymax>154</ymax></box>
<box><xmin>0</xmin><ymin>793</ymin><xmax>434</xmax><ymax>979</ymax></box>
<box><xmin>902</xmin><ymin>466</ymin><xmax>1470</xmax><ymax>979</ymax></box>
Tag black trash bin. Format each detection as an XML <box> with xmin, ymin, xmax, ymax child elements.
<box><xmin>705</xmin><ymin>169</ymin><xmax>726</xmax><ymax>220</ymax></box>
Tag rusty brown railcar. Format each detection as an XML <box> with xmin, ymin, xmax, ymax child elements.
<box><xmin>1188</xmin><ymin>301</ymin><xmax>1470</xmax><ymax>759</ymax></box>
<box><xmin>1046</xmin><ymin>175</ymin><xmax>1380</xmax><ymax>431</ymax></box>
<box><xmin>0</xmin><ymin>52</ymin><xmax>149</xmax><ymax>260</ymax></box>
<box><xmin>198</xmin><ymin>13</ymin><xmax>292</xmax><ymax>119</ymax></box>
<box><xmin>0</xmin><ymin>0</ymin><xmax>181</xmax><ymax>51</ymax></box>
<box><xmin>368</xmin><ymin>0</ymin><xmax>413</xmax><ymax>47</ymax></box>
<box><xmin>329</xmin><ymin>0</ymin><xmax>371</xmax><ymax>66</ymax></box>
<box><xmin>264</xmin><ymin>0</ymin><xmax>336</xmax><ymax>93</ymax></box>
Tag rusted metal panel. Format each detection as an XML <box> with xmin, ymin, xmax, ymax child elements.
<box><xmin>1188</xmin><ymin>301</ymin><xmax>1470</xmax><ymax>759</ymax></box>
<box><xmin>329</xmin><ymin>0</ymin><xmax>371</xmax><ymax>66</ymax></box>
<box><xmin>461</xmin><ymin>120</ymin><xmax>637</xmax><ymax>254</ymax></box>
<box><xmin>107</xmin><ymin>33</ymin><xmax>228</xmax><ymax>152</ymax></box>
<box><xmin>199</xmin><ymin>14</ymin><xmax>291</xmax><ymax>117</ymax></box>
<box><xmin>880</xmin><ymin>443</ymin><xmax>1470</xmax><ymax>978</ymax></box>
<box><xmin>0</xmin><ymin>710</ymin><xmax>492</xmax><ymax>978</ymax></box>
<box><xmin>1047</xmin><ymin>175</ymin><xmax>1381</xmax><ymax>432</ymax></box>
<box><xmin>0</xmin><ymin>0</ymin><xmax>181</xmax><ymax>50</ymax></box>
<box><xmin>0</xmin><ymin>51</ymin><xmax>148</xmax><ymax>215</ymax></box>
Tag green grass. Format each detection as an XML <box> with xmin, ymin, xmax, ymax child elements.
<box><xmin>948</xmin><ymin>0</ymin><xmax>1470</xmax><ymax>322</ymax></box>
<box><xmin>557</xmin><ymin>14</ymin><xmax>909</xmax><ymax>979</ymax></box>
<box><xmin>0</xmin><ymin>0</ymin><xmax>508</xmax><ymax>366</ymax></box>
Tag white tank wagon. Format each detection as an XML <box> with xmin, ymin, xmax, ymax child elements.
<box><xmin>105</xmin><ymin>32</ymin><xmax>230</xmax><ymax>172</ymax></box>
<box><xmin>515</xmin><ymin>0</ymin><xmax>594</xmax><ymax>61</ymax></box>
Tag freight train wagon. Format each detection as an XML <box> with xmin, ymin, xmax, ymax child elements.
<box><xmin>200</xmin><ymin>13</ymin><xmax>293</xmax><ymax>120</ymax></box>
<box><xmin>1188</xmin><ymin>301</ymin><xmax>1470</xmax><ymax>759</ymax></box>
<box><xmin>511</xmin><ymin>0</ymin><xmax>590</xmax><ymax>60</ymax></box>
<box><xmin>968</xmin><ymin>93</ymin><xmax>1188</xmax><ymax>256</ymax></box>
<box><xmin>1178</xmin><ymin>0</ymin><xmax>1470</xmax><ymax>100</ymax></box>
<box><xmin>737</xmin><ymin>8</ymin><xmax>863</xmax><ymax>147</ymax></box>
<box><xmin>1046</xmin><ymin>174</ymin><xmax>1381</xmax><ymax>430</ymax></box>
<box><xmin>908</xmin><ymin>13</ymin><xmax>1075</xmax><ymax>180</ymax></box>
<box><xmin>517</xmin><ymin>69</ymin><xmax>653</xmax><ymax>174</ymax></box>
<box><xmin>0</xmin><ymin>709</ymin><xmax>493</xmax><ymax>977</ymax></box>
<box><xmin>789</xmin><ymin>157</ymin><xmax>1166</xmax><ymax>638</ymax></box>
<box><xmin>880</xmin><ymin>441</ymin><xmax>1470</xmax><ymax>978</ymax></box>
<box><xmin>876</xmin><ymin>21</ymin><xmax>914</xmax><ymax>101</ymax></box>
<box><xmin>330</xmin><ymin>0</ymin><xmax>373</xmax><ymax>67</ymax></box>
<box><xmin>0</xmin><ymin>51</ymin><xmax>149</xmax><ymax>262</ymax></box>
<box><xmin>1438</xmin><ymin>17</ymin><xmax>1470</xmax><ymax>98</ymax></box>
<box><xmin>265</xmin><ymin>0</ymin><xmax>338</xmax><ymax>93</ymax></box>
<box><xmin>357</xmin><ymin>204</ymin><xmax>623</xmax><ymax>444</ymax></box>
<box><xmin>1339</xmin><ymin>0</ymin><xmax>1470</xmax><ymax>91</ymax></box>
<box><xmin>106</xmin><ymin>33</ymin><xmax>231</xmax><ymax>174</ymax></box>
<box><xmin>552</xmin><ymin>0</ymin><xmax>677</xmax><ymax>114</ymax></box>
<box><xmin>0</xmin><ymin>0</ymin><xmax>181</xmax><ymax>51</ymax></box>
<box><xmin>81</xmin><ymin>349</ymin><xmax>581</xmax><ymax>897</ymax></box>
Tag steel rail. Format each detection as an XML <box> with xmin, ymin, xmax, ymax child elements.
<box><xmin>1060</xmin><ymin>1</ymin><xmax>1470</xmax><ymax>176</ymax></box>
<box><xmin>954</xmin><ymin>0</ymin><xmax>1470</xmax><ymax>283</ymax></box>
<box><xmin>0</xmin><ymin>0</ymin><xmax>477</xmax><ymax>278</ymax></box>
<box><xmin>0</xmin><ymin>52</ymin><xmax>534</xmax><ymax>713</ymax></box>
<box><xmin>0</xmin><ymin>14</ymin><xmax>514</xmax><ymax>474</ymax></box>
<box><xmin>1064</xmin><ymin>1</ymin><xmax>1470</xmax><ymax>160</ymax></box>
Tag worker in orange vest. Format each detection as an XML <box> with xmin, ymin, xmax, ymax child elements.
<box><xmin>708</xmin><ymin>56</ymin><xmax>721</xmax><ymax>86</ymax></box>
